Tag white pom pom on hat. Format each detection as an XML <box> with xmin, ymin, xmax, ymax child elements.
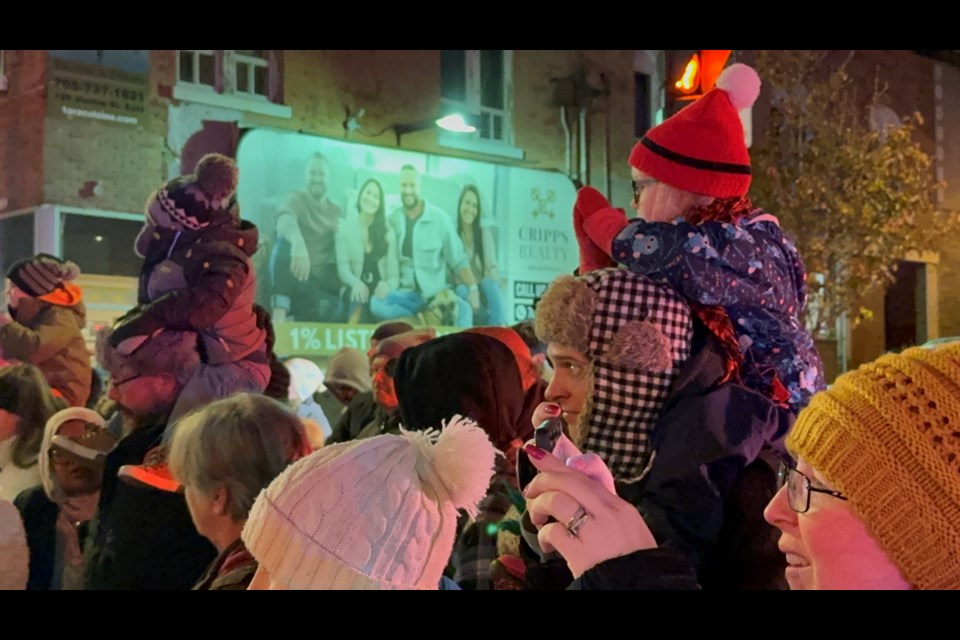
<box><xmin>403</xmin><ymin>414</ymin><xmax>498</xmax><ymax>519</ymax></box>
<box><xmin>715</xmin><ymin>63</ymin><xmax>762</xmax><ymax>111</ymax></box>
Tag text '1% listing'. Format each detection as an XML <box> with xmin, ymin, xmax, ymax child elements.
<box><xmin>289</xmin><ymin>327</ymin><xmax>323</xmax><ymax>351</ymax></box>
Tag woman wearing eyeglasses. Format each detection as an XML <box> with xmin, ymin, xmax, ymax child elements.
<box><xmin>573</xmin><ymin>63</ymin><xmax>824</xmax><ymax>419</ymax></box>
<box><xmin>522</xmin><ymin>342</ymin><xmax>960</xmax><ymax>590</ymax></box>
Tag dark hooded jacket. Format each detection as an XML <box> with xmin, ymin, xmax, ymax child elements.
<box><xmin>527</xmin><ymin>268</ymin><xmax>789</xmax><ymax>590</ymax></box>
<box><xmin>394</xmin><ymin>332</ymin><xmax>534</xmax><ymax>589</ymax></box>
<box><xmin>111</xmin><ymin>221</ymin><xmax>266</xmax><ymax>367</ymax></box>
<box><xmin>395</xmin><ymin>332</ymin><xmax>531</xmax><ymax>453</ymax></box>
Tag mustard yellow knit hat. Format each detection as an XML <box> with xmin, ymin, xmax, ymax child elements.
<box><xmin>786</xmin><ymin>342</ymin><xmax>960</xmax><ymax>590</ymax></box>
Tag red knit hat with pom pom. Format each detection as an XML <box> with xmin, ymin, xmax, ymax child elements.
<box><xmin>629</xmin><ymin>63</ymin><xmax>760</xmax><ymax>198</ymax></box>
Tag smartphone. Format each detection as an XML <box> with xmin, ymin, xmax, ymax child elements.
<box><xmin>517</xmin><ymin>416</ymin><xmax>565</xmax><ymax>491</ymax></box>
<box><xmin>534</xmin><ymin>416</ymin><xmax>564</xmax><ymax>453</ymax></box>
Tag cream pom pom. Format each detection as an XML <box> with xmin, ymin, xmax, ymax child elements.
<box><xmin>716</xmin><ymin>63</ymin><xmax>761</xmax><ymax>111</ymax></box>
<box><xmin>402</xmin><ymin>415</ymin><xmax>497</xmax><ymax>519</ymax></box>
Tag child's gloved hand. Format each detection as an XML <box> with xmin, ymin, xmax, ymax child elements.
<box><xmin>573</xmin><ymin>187</ymin><xmax>617</xmax><ymax>274</ymax></box>
<box><xmin>575</xmin><ymin>186</ymin><xmax>614</xmax><ymax>219</ymax></box>
<box><xmin>579</xmin><ymin>190</ymin><xmax>630</xmax><ymax>265</ymax></box>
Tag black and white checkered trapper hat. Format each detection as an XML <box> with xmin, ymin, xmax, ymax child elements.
<box><xmin>536</xmin><ymin>268</ymin><xmax>693</xmax><ymax>481</ymax></box>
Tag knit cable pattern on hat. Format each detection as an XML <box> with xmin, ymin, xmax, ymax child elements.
<box><xmin>242</xmin><ymin>415</ymin><xmax>496</xmax><ymax>590</ymax></box>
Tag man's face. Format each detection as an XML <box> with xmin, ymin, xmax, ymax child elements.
<box><xmin>370</xmin><ymin>354</ymin><xmax>399</xmax><ymax>411</ymax></box>
<box><xmin>399</xmin><ymin>169</ymin><xmax>420</xmax><ymax>210</ymax></box>
<box><xmin>305</xmin><ymin>157</ymin><xmax>329</xmax><ymax>202</ymax></box>
<box><xmin>326</xmin><ymin>382</ymin><xmax>358</xmax><ymax>407</ymax></box>
<box><xmin>106</xmin><ymin>372</ymin><xmax>179</xmax><ymax>431</ymax></box>
<box><xmin>543</xmin><ymin>343</ymin><xmax>592</xmax><ymax>431</ymax></box>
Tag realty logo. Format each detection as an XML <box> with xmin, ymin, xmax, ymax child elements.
<box><xmin>531</xmin><ymin>188</ymin><xmax>556</xmax><ymax>218</ymax></box>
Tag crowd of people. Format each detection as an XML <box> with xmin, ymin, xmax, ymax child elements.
<box><xmin>1</xmin><ymin>62</ymin><xmax>958</xmax><ymax>591</ymax></box>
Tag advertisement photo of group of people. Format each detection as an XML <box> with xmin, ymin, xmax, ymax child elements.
<box><xmin>237</xmin><ymin>131</ymin><xmax>570</xmax><ymax>331</ymax></box>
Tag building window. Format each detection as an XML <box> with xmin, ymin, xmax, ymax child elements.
<box><xmin>0</xmin><ymin>212</ymin><xmax>35</xmax><ymax>274</ymax></box>
<box><xmin>233</xmin><ymin>50</ymin><xmax>270</xmax><ymax>97</ymax></box>
<box><xmin>0</xmin><ymin>50</ymin><xmax>9</xmax><ymax>92</ymax></box>
<box><xmin>178</xmin><ymin>49</ymin><xmax>272</xmax><ymax>98</ymax></box>
<box><xmin>174</xmin><ymin>50</ymin><xmax>290</xmax><ymax>118</ymax></box>
<box><xmin>61</xmin><ymin>213</ymin><xmax>143</xmax><ymax>278</ymax></box>
<box><xmin>178</xmin><ymin>50</ymin><xmax>217</xmax><ymax>90</ymax></box>
<box><xmin>441</xmin><ymin>50</ymin><xmax>512</xmax><ymax>144</ymax></box>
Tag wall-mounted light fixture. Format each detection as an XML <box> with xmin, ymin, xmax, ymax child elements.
<box><xmin>343</xmin><ymin>104</ymin><xmax>481</xmax><ymax>147</ymax></box>
<box><xmin>393</xmin><ymin>110</ymin><xmax>480</xmax><ymax>146</ymax></box>
<box><xmin>343</xmin><ymin>107</ymin><xmax>366</xmax><ymax>133</ymax></box>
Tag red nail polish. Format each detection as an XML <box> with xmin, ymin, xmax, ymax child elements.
<box><xmin>544</xmin><ymin>403</ymin><xmax>561</xmax><ymax>416</ymax></box>
<box><xmin>525</xmin><ymin>444</ymin><xmax>547</xmax><ymax>460</ymax></box>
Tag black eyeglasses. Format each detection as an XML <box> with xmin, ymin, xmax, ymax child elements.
<box><xmin>631</xmin><ymin>178</ymin><xmax>659</xmax><ymax>201</ymax></box>
<box><xmin>777</xmin><ymin>460</ymin><xmax>848</xmax><ymax>514</ymax></box>
<box><xmin>107</xmin><ymin>373</ymin><xmax>143</xmax><ymax>390</ymax></box>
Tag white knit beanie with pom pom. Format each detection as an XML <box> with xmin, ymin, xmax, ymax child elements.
<box><xmin>241</xmin><ymin>415</ymin><xmax>497</xmax><ymax>590</ymax></box>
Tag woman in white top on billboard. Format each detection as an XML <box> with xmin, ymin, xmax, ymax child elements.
<box><xmin>335</xmin><ymin>177</ymin><xmax>401</xmax><ymax>324</ymax></box>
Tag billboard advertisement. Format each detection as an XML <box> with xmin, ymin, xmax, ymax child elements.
<box><xmin>236</xmin><ymin>129</ymin><xmax>576</xmax><ymax>356</ymax></box>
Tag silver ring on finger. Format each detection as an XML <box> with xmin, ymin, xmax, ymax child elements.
<box><xmin>565</xmin><ymin>505</ymin><xmax>590</xmax><ymax>538</ymax></box>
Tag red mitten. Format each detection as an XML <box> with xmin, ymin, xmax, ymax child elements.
<box><xmin>582</xmin><ymin>206</ymin><xmax>630</xmax><ymax>258</ymax></box>
<box><xmin>576</xmin><ymin>186</ymin><xmax>613</xmax><ymax>219</ymax></box>
<box><xmin>573</xmin><ymin>187</ymin><xmax>617</xmax><ymax>273</ymax></box>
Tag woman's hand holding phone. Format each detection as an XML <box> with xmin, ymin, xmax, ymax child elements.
<box><xmin>518</xmin><ymin>402</ymin><xmax>616</xmax><ymax>496</ymax></box>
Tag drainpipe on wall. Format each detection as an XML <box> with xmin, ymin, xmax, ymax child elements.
<box><xmin>560</xmin><ymin>106</ymin><xmax>573</xmax><ymax>179</ymax></box>
<box><xmin>600</xmin><ymin>73</ymin><xmax>612</xmax><ymax>199</ymax></box>
<box><xmin>603</xmin><ymin>110</ymin><xmax>612</xmax><ymax>198</ymax></box>
<box><xmin>579</xmin><ymin>107</ymin><xmax>588</xmax><ymax>185</ymax></box>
